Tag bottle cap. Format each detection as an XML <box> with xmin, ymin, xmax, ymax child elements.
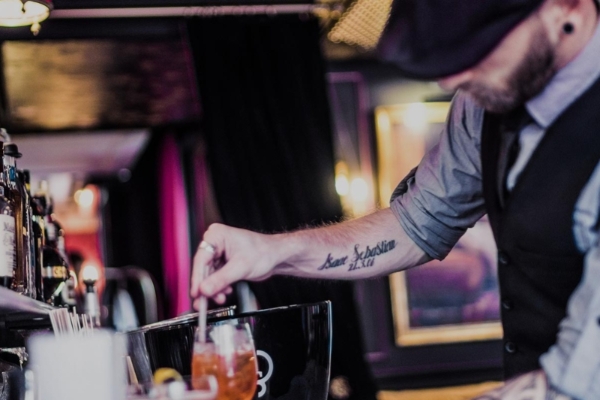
<box><xmin>3</xmin><ymin>143</ymin><xmax>22</xmax><ymax>158</ymax></box>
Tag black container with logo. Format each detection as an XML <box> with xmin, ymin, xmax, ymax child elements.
<box><xmin>126</xmin><ymin>301</ymin><xmax>331</xmax><ymax>400</ymax></box>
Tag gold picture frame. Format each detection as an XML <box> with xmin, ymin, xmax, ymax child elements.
<box><xmin>375</xmin><ymin>102</ymin><xmax>503</xmax><ymax>346</ymax></box>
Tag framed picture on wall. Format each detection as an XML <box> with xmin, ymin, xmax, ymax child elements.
<box><xmin>375</xmin><ymin>102</ymin><xmax>503</xmax><ymax>346</ymax></box>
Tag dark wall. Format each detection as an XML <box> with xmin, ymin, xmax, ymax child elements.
<box><xmin>96</xmin><ymin>132</ymin><xmax>166</xmax><ymax>320</ymax></box>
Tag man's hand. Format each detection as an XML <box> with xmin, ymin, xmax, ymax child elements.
<box><xmin>472</xmin><ymin>370</ymin><xmax>572</xmax><ymax>400</ymax></box>
<box><xmin>190</xmin><ymin>223</ymin><xmax>285</xmax><ymax>306</ymax></box>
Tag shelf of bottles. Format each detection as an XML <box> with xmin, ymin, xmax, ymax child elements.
<box><xmin>0</xmin><ymin>129</ymin><xmax>77</xmax><ymax>329</ymax></box>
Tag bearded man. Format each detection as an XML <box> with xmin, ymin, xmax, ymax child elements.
<box><xmin>192</xmin><ymin>0</ymin><xmax>600</xmax><ymax>398</ymax></box>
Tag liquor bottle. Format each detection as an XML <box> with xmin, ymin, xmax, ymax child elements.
<box><xmin>18</xmin><ymin>169</ymin><xmax>36</xmax><ymax>298</ymax></box>
<box><xmin>6</xmin><ymin>144</ymin><xmax>36</xmax><ymax>297</ymax></box>
<box><xmin>46</xmin><ymin>199</ymin><xmax>76</xmax><ymax>307</ymax></box>
<box><xmin>41</xmin><ymin>245</ymin><xmax>68</xmax><ymax>305</ymax></box>
<box><xmin>33</xmin><ymin>181</ymin><xmax>68</xmax><ymax>305</ymax></box>
<box><xmin>35</xmin><ymin>182</ymin><xmax>58</xmax><ymax>250</ymax></box>
<box><xmin>0</xmin><ymin>143</ymin><xmax>16</xmax><ymax>289</ymax></box>
<box><xmin>30</xmin><ymin>182</ymin><xmax>46</xmax><ymax>302</ymax></box>
<box><xmin>45</xmin><ymin>200</ymin><xmax>66</xmax><ymax>260</ymax></box>
<box><xmin>3</xmin><ymin>144</ymin><xmax>26</xmax><ymax>295</ymax></box>
<box><xmin>31</xmin><ymin>216</ymin><xmax>45</xmax><ymax>301</ymax></box>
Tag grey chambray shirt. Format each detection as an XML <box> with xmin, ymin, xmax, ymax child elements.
<box><xmin>390</xmin><ymin>21</ymin><xmax>600</xmax><ymax>399</ymax></box>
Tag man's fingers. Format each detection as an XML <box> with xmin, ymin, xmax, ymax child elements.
<box><xmin>191</xmin><ymin>248</ymin><xmax>216</xmax><ymax>298</ymax></box>
<box><xmin>200</xmin><ymin>260</ymin><xmax>246</xmax><ymax>297</ymax></box>
<box><xmin>191</xmin><ymin>224</ymin><xmax>231</xmax><ymax>298</ymax></box>
<box><xmin>214</xmin><ymin>293</ymin><xmax>226</xmax><ymax>304</ymax></box>
<box><xmin>192</xmin><ymin>286</ymin><xmax>233</xmax><ymax>310</ymax></box>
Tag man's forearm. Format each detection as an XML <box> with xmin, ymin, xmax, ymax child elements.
<box><xmin>192</xmin><ymin>208</ymin><xmax>431</xmax><ymax>300</ymax></box>
<box><xmin>272</xmin><ymin>208</ymin><xmax>431</xmax><ymax>280</ymax></box>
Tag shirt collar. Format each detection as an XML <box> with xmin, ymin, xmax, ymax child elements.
<box><xmin>526</xmin><ymin>21</ymin><xmax>600</xmax><ymax>128</ymax></box>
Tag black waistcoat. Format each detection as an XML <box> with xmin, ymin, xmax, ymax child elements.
<box><xmin>481</xmin><ymin>76</ymin><xmax>600</xmax><ymax>379</ymax></box>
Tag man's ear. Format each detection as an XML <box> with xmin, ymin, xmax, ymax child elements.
<box><xmin>537</xmin><ymin>0</ymin><xmax>584</xmax><ymax>44</ymax></box>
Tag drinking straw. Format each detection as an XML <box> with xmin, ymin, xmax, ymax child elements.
<box><xmin>126</xmin><ymin>356</ymin><xmax>139</xmax><ymax>385</ymax></box>
<box><xmin>197</xmin><ymin>262</ymin><xmax>210</xmax><ymax>344</ymax></box>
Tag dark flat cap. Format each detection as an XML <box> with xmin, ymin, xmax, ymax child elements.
<box><xmin>378</xmin><ymin>0</ymin><xmax>546</xmax><ymax>80</ymax></box>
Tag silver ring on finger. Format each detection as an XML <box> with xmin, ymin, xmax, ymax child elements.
<box><xmin>199</xmin><ymin>240</ymin><xmax>217</xmax><ymax>254</ymax></box>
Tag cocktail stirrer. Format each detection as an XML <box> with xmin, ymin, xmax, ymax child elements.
<box><xmin>197</xmin><ymin>262</ymin><xmax>210</xmax><ymax>344</ymax></box>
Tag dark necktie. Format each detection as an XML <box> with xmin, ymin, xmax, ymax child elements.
<box><xmin>496</xmin><ymin>106</ymin><xmax>532</xmax><ymax>206</ymax></box>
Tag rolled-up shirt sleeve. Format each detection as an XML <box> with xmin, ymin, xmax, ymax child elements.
<box><xmin>389</xmin><ymin>91</ymin><xmax>487</xmax><ymax>260</ymax></box>
<box><xmin>541</xmin><ymin>242</ymin><xmax>600</xmax><ymax>399</ymax></box>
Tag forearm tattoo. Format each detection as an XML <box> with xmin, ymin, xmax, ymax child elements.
<box><xmin>317</xmin><ymin>240</ymin><xmax>397</xmax><ymax>272</ymax></box>
<box><xmin>473</xmin><ymin>370</ymin><xmax>572</xmax><ymax>400</ymax></box>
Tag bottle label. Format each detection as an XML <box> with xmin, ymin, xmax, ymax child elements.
<box><xmin>46</xmin><ymin>223</ymin><xmax>56</xmax><ymax>241</ymax></box>
<box><xmin>0</xmin><ymin>215</ymin><xmax>15</xmax><ymax>277</ymax></box>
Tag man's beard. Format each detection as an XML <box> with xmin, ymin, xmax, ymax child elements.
<box><xmin>460</xmin><ymin>27</ymin><xmax>557</xmax><ymax>114</ymax></box>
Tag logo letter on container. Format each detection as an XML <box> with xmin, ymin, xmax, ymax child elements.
<box><xmin>256</xmin><ymin>350</ymin><xmax>274</xmax><ymax>398</ymax></box>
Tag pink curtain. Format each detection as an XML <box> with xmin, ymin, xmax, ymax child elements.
<box><xmin>159</xmin><ymin>133</ymin><xmax>191</xmax><ymax>317</ymax></box>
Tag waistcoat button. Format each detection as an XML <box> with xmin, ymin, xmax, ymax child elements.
<box><xmin>505</xmin><ymin>341</ymin><xmax>517</xmax><ymax>354</ymax></box>
<box><xmin>501</xmin><ymin>299</ymin><xmax>513</xmax><ymax>310</ymax></box>
<box><xmin>498</xmin><ymin>251</ymin><xmax>510</xmax><ymax>266</ymax></box>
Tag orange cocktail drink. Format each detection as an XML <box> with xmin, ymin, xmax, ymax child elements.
<box><xmin>192</xmin><ymin>323</ymin><xmax>258</xmax><ymax>400</ymax></box>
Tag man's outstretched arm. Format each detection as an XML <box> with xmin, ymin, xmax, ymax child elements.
<box><xmin>191</xmin><ymin>92</ymin><xmax>487</xmax><ymax>303</ymax></box>
<box><xmin>190</xmin><ymin>208</ymin><xmax>431</xmax><ymax>302</ymax></box>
